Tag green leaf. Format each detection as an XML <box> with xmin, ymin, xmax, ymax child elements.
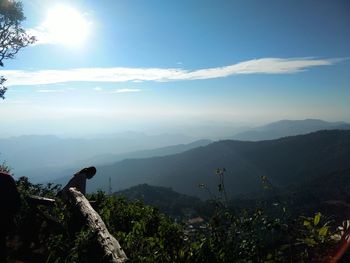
<box><xmin>314</xmin><ymin>213</ymin><xmax>321</xmax><ymax>226</ymax></box>
<box><xmin>303</xmin><ymin>220</ymin><xmax>311</xmax><ymax>226</ymax></box>
<box><xmin>305</xmin><ymin>237</ymin><xmax>317</xmax><ymax>247</ymax></box>
<box><xmin>319</xmin><ymin>226</ymin><xmax>328</xmax><ymax>236</ymax></box>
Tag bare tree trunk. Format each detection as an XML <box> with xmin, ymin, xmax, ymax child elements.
<box><xmin>26</xmin><ymin>195</ymin><xmax>56</xmax><ymax>206</ymax></box>
<box><xmin>67</xmin><ymin>187</ymin><xmax>128</xmax><ymax>263</ymax></box>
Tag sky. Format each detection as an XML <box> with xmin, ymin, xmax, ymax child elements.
<box><xmin>1</xmin><ymin>0</ymin><xmax>350</xmax><ymax>137</ymax></box>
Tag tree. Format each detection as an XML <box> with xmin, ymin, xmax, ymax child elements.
<box><xmin>0</xmin><ymin>0</ymin><xmax>35</xmax><ymax>99</ymax></box>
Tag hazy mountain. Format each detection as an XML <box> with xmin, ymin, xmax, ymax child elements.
<box><xmin>28</xmin><ymin>139</ymin><xmax>210</xmax><ymax>183</ymax></box>
<box><xmin>81</xmin><ymin>139</ymin><xmax>211</xmax><ymax>166</ymax></box>
<box><xmin>0</xmin><ymin>132</ymin><xmax>193</xmax><ymax>174</ymax></box>
<box><xmin>231</xmin><ymin>119</ymin><xmax>350</xmax><ymax>141</ymax></box>
<box><xmin>82</xmin><ymin>130</ymin><xmax>350</xmax><ymax>199</ymax></box>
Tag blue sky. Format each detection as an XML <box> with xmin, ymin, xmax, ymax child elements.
<box><xmin>1</xmin><ymin>0</ymin><xmax>349</xmax><ymax>137</ymax></box>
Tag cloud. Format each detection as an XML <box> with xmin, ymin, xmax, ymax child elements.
<box><xmin>0</xmin><ymin>57</ymin><xmax>344</xmax><ymax>87</ymax></box>
<box><xmin>36</xmin><ymin>89</ymin><xmax>64</xmax><ymax>93</ymax></box>
<box><xmin>111</xmin><ymin>88</ymin><xmax>141</xmax><ymax>93</ymax></box>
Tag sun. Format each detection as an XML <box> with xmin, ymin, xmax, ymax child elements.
<box><xmin>43</xmin><ymin>5</ymin><xmax>90</xmax><ymax>47</ymax></box>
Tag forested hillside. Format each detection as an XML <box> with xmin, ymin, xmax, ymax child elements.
<box><xmin>85</xmin><ymin>130</ymin><xmax>350</xmax><ymax>198</ymax></box>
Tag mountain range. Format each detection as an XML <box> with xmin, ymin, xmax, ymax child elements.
<box><xmin>0</xmin><ymin>132</ymin><xmax>195</xmax><ymax>179</ymax></box>
<box><xmin>2</xmin><ymin>118</ymin><xmax>350</xmax><ymax>191</ymax></box>
<box><xmin>16</xmin><ymin>139</ymin><xmax>211</xmax><ymax>183</ymax></box>
<box><xmin>231</xmin><ymin>119</ymin><xmax>350</xmax><ymax>141</ymax></box>
<box><xmin>84</xmin><ymin>130</ymin><xmax>350</xmax><ymax>199</ymax></box>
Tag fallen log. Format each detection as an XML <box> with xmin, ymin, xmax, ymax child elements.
<box><xmin>26</xmin><ymin>195</ymin><xmax>56</xmax><ymax>206</ymax></box>
<box><xmin>67</xmin><ymin>187</ymin><xmax>128</xmax><ymax>263</ymax></box>
<box><xmin>26</xmin><ymin>194</ymin><xmax>96</xmax><ymax>206</ymax></box>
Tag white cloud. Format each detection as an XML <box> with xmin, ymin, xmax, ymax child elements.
<box><xmin>0</xmin><ymin>57</ymin><xmax>343</xmax><ymax>87</ymax></box>
<box><xmin>36</xmin><ymin>89</ymin><xmax>64</xmax><ymax>93</ymax></box>
<box><xmin>93</xmin><ymin>87</ymin><xmax>103</xmax><ymax>91</ymax></box>
<box><xmin>111</xmin><ymin>88</ymin><xmax>141</xmax><ymax>93</ymax></box>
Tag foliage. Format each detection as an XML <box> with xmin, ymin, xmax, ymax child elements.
<box><xmin>193</xmin><ymin>169</ymin><xmax>345</xmax><ymax>262</ymax></box>
<box><xmin>89</xmin><ymin>191</ymin><xmax>188</xmax><ymax>263</ymax></box>
<box><xmin>0</xmin><ymin>160</ymin><xmax>11</xmax><ymax>173</ymax></box>
<box><xmin>0</xmin><ymin>0</ymin><xmax>36</xmax><ymax>99</ymax></box>
<box><xmin>5</xmin><ymin>174</ymin><xmax>350</xmax><ymax>262</ymax></box>
<box><xmin>114</xmin><ymin>184</ymin><xmax>203</xmax><ymax>219</ymax></box>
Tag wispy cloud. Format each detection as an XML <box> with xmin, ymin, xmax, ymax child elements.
<box><xmin>111</xmin><ymin>88</ymin><xmax>141</xmax><ymax>94</ymax></box>
<box><xmin>93</xmin><ymin>87</ymin><xmax>103</xmax><ymax>91</ymax></box>
<box><xmin>36</xmin><ymin>89</ymin><xmax>64</xmax><ymax>93</ymax></box>
<box><xmin>0</xmin><ymin>57</ymin><xmax>344</xmax><ymax>87</ymax></box>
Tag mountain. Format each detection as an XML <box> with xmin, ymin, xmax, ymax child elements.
<box><xmin>286</xmin><ymin>168</ymin><xmax>350</xmax><ymax>218</ymax></box>
<box><xmin>81</xmin><ymin>139</ymin><xmax>211</xmax><ymax>165</ymax></box>
<box><xmin>234</xmin><ymin>168</ymin><xmax>350</xmax><ymax>220</ymax></box>
<box><xmin>83</xmin><ymin>130</ymin><xmax>350</xmax><ymax>199</ymax></box>
<box><xmin>117</xmin><ymin>170</ymin><xmax>350</xmax><ymax>220</ymax></box>
<box><xmin>231</xmin><ymin>119</ymin><xmax>350</xmax><ymax>141</ymax></box>
<box><xmin>0</xmin><ymin>133</ymin><xmax>194</xmax><ymax>176</ymax></box>
<box><xmin>114</xmin><ymin>184</ymin><xmax>202</xmax><ymax>218</ymax></box>
<box><xmin>18</xmin><ymin>139</ymin><xmax>211</xmax><ymax>183</ymax></box>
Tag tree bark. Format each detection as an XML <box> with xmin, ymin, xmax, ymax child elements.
<box><xmin>26</xmin><ymin>195</ymin><xmax>56</xmax><ymax>206</ymax></box>
<box><xmin>67</xmin><ymin>187</ymin><xmax>128</xmax><ymax>263</ymax></box>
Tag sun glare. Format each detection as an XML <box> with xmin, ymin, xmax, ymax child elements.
<box><xmin>43</xmin><ymin>5</ymin><xmax>90</xmax><ymax>47</ymax></box>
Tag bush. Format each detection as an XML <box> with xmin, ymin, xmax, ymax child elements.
<box><xmin>6</xmin><ymin>176</ymin><xmax>349</xmax><ymax>262</ymax></box>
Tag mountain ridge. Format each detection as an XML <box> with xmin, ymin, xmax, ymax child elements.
<box><xmin>231</xmin><ymin>119</ymin><xmax>350</xmax><ymax>141</ymax></box>
<box><xmin>87</xmin><ymin>130</ymin><xmax>350</xmax><ymax>199</ymax></box>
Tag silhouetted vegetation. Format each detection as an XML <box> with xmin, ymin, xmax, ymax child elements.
<box><xmin>3</xmin><ymin>168</ymin><xmax>350</xmax><ymax>262</ymax></box>
<box><xmin>114</xmin><ymin>184</ymin><xmax>203</xmax><ymax>219</ymax></box>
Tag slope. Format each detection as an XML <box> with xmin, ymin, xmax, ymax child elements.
<box><xmin>231</xmin><ymin>119</ymin><xmax>350</xmax><ymax>141</ymax></box>
<box><xmin>89</xmin><ymin>130</ymin><xmax>350</xmax><ymax>199</ymax></box>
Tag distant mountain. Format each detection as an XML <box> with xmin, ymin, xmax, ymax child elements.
<box><xmin>0</xmin><ymin>133</ymin><xmax>194</xmax><ymax>175</ymax></box>
<box><xmin>232</xmin><ymin>119</ymin><xmax>350</xmax><ymax>141</ymax></box>
<box><xmin>86</xmin><ymin>130</ymin><xmax>350</xmax><ymax>199</ymax></box>
<box><xmin>114</xmin><ymin>184</ymin><xmax>202</xmax><ymax>218</ymax></box>
<box><xmin>19</xmin><ymin>139</ymin><xmax>211</xmax><ymax>183</ymax></box>
<box><xmin>81</xmin><ymin>139</ymin><xmax>211</xmax><ymax>166</ymax></box>
<box><xmin>48</xmin><ymin>139</ymin><xmax>212</xmax><ymax>185</ymax></box>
